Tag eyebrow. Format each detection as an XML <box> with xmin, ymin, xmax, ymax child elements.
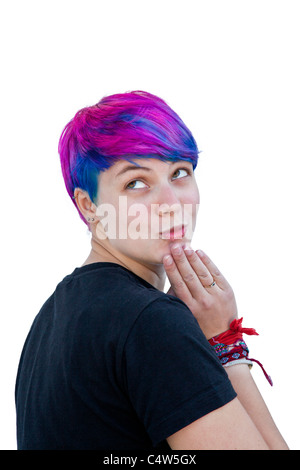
<box><xmin>115</xmin><ymin>161</ymin><xmax>179</xmax><ymax>178</ymax></box>
<box><xmin>115</xmin><ymin>164</ymin><xmax>153</xmax><ymax>178</ymax></box>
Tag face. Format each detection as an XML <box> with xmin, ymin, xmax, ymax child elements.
<box><xmin>95</xmin><ymin>158</ymin><xmax>200</xmax><ymax>266</ymax></box>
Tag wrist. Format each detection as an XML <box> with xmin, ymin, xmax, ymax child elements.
<box><xmin>208</xmin><ymin>318</ymin><xmax>273</xmax><ymax>386</ymax></box>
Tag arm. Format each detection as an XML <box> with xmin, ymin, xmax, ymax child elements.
<box><xmin>163</xmin><ymin>244</ymin><xmax>288</xmax><ymax>450</ymax></box>
<box><xmin>225</xmin><ymin>364</ymin><xmax>288</xmax><ymax>450</ymax></box>
<box><xmin>167</xmin><ymin>396</ymin><xmax>269</xmax><ymax>450</ymax></box>
<box><xmin>167</xmin><ymin>366</ymin><xmax>289</xmax><ymax>450</ymax></box>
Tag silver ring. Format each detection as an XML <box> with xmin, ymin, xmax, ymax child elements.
<box><xmin>207</xmin><ymin>281</ymin><xmax>216</xmax><ymax>288</ymax></box>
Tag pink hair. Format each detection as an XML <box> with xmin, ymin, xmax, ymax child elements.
<box><xmin>58</xmin><ymin>90</ymin><xmax>199</xmax><ymax>224</ymax></box>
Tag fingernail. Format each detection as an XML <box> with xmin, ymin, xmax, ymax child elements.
<box><xmin>171</xmin><ymin>244</ymin><xmax>182</xmax><ymax>255</ymax></box>
<box><xmin>163</xmin><ymin>255</ymin><xmax>173</xmax><ymax>266</ymax></box>
<box><xmin>184</xmin><ymin>247</ymin><xmax>193</xmax><ymax>256</ymax></box>
<box><xmin>196</xmin><ymin>249</ymin><xmax>204</xmax><ymax>257</ymax></box>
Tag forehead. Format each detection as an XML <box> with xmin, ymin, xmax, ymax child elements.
<box><xmin>103</xmin><ymin>157</ymin><xmax>190</xmax><ymax>179</ymax></box>
<box><xmin>112</xmin><ymin>158</ymin><xmax>170</xmax><ymax>174</ymax></box>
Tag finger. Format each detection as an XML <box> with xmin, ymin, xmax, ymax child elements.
<box><xmin>183</xmin><ymin>247</ymin><xmax>215</xmax><ymax>289</ymax></box>
<box><xmin>170</xmin><ymin>244</ymin><xmax>211</xmax><ymax>295</ymax></box>
<box><xmin>163</xmin><ymin>254</ymin><xmax>193</xmax><ymax>305</ymax></box>
<box><xmin>196</xmin><ymin>250</ymin><xmax>230</xmax><ymax>290</ymax></box>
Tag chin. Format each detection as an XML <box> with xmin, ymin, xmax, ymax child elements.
<box><xmin>155</xmin><ymin>238</ymin><xmax>191</xmax><ymax>264</ymax></box>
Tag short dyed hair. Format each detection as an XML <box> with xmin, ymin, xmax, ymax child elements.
<box><xmin>58</xmin><ymin>90</ymin><xmax>199</xmax><ymax>224</ymax></box>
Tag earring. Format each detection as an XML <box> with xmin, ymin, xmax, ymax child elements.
<box><xmin>87</xmin><ymin>217</ymin><xmax>95</xmax><ymax>222</ymax></box>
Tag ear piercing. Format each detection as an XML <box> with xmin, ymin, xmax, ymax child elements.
<box><xmin>87</xmin><ymin>217</ymin><xmax>95</xmax><ymax>222</ymax></box>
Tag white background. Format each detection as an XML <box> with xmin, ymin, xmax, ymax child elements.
<box><xmin>1</xmin><ymin>0</ymin><xmax>299</xmax><ymax>450</ymax></box>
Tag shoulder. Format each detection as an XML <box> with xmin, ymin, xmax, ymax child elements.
<box><xmin>124</xmin><ymin>293</ymin><xmax>211</xmax><ymax>361</ymax></box>
<box><xmin>61</xmin><ymin>262</ymin><xmax>161</xmax><ymax>299</ymax></box>
<box><xmin>57</xmin><ymin>262</ymin><xmax>164</xmax><ymax>310</ymax></box>
<box><xmin>56</xmin><ymin>262</ymin><xmax>187</xmax><ymax>337</ymax></box>
<box><xmin>130</xmin><ymin>293</ymin><xmax>200</xmax><ymax>333</ymax></box>
<box><xmin>52</xmin><ymin>262</ymin><xmax>205</xmax><ymax>353</ymax></box>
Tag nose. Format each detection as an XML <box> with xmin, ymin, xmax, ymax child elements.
<box><xmin>155</xmin><ymin>184</ymin><xmax>182</xmax><ymax>216</ymax></box>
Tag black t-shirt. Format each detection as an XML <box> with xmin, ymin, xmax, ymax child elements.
<box><xmin>15</xmin><ymin>262</ymin><xmax>236</xmax><ymax>450</ymax></box>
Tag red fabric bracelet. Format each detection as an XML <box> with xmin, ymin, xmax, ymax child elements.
<box><xmin>209</xmin><ymin>318</ymin><xmax>273</xmax><ymax>386</ymax></box>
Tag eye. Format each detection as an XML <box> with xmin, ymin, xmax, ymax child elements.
<box><xmin>126</xmin><ymin>179</ymin><xmax>147</xmax><ymax>190</ymax></box>
<box><xmin>172</xmin><ymin>168</ymin><xmax>190</xmax><ymax>180</ymax></box>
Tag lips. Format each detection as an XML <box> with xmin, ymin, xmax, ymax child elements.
<box><xmin>160</xmin><ymin>225</ymin><xmax>186</xmax><ymax>240</ymax></box>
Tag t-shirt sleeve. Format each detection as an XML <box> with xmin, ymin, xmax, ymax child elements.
<box><xmin>122</xmin><ymin>295</ymin><xmax>237</xmax><ymax>447</ymax></box>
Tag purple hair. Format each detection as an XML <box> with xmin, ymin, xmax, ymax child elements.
<box><xmin>58</xmin><ymin>90</ymin><xmax>199</xmax><ymax>224</ymax></box>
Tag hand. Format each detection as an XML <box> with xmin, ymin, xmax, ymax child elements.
<box><xmin>163</xmin><ymin>244</ymin><xmax>238</xmax><ymax>339</ymax></box>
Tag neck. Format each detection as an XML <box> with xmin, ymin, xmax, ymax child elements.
<box><xmin>82</xmin><ymin>236</ymin><xmax>167</xmax><ymax>291</ymax></box>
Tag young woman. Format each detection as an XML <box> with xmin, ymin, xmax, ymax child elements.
<box><xmin>15</xmin><ymin>91</ymin><xmax>288</xmax><ymax>450</ymax></box>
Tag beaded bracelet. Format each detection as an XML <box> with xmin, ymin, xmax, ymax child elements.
<box><xmin>208</xmin><ymin>318</ymin><xmax>273</xmax><ymax>386</ymax></box>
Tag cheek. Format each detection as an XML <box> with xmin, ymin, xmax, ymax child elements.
<box><xmin>180</xmin><ymin>185</ymin><xmax>200</xmax><ymax>217</ymax></box>
<box><xmin>183</xmin><ymin>184</ymin><xmax>200</xmax><ymax>206</ymax></box>
<box><xmin>179</xmin><ymin>186</ymin><xmax>200</xmax><ymax>237</ymax></box>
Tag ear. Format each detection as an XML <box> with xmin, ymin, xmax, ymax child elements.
<box><xmin>73</xmin><ymin>188</ymin><xmax>98</xmax><ymax>224</ymax></box>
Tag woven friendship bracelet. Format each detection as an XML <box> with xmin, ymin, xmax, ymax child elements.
<box><xmin>208</xmin><ymin>318</ymin><xmax>273</xmax><ymax>386</ymax></box>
